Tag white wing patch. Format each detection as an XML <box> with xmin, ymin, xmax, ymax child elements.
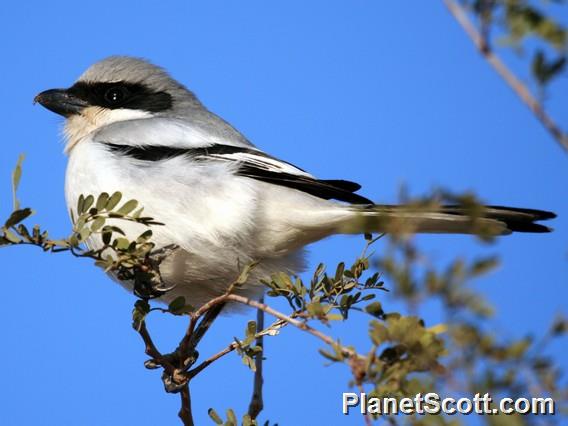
<box><xmin>201</xmin><ymin>150</ymin><xmax>314</xmax><ymax>178</ymax></box>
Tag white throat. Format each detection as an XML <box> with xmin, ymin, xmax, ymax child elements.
<box><xmin>64</xmin><ymin>106</ymin><xmax>152</xmax><ymax>153</ymax></box>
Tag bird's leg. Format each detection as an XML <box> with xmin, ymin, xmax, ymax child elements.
<box><xmin>152</xmin><ymin>301</ymin><xmax>225</xmax><ymax>394</ymax></box>
<box><xmin>177</xmin><ymin>303</ymin><xmax>226</xmax><ymax>370</ymax></box>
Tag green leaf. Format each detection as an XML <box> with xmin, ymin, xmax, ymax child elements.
<box><xmin>102</xmin><ymin>231</ymin><xmax>112</xmax><ymax>245</ymax></box>
<box><xmin>11</xmin><ymin>154</ymin><xmax>24</xmax><ymax>210</ymax></box>
<box><xmin>207</xmin><ymin>408</ymin><xmax>223</xmax><ymax>425</ymax></box>
<box><xmin>242</xmin><ymin>414</ymin><xmax>253</xmax><ymax>426</ymax></box>
<box><xmin>326</xmin><ymin>313</ymin><xmax>344</xmax><ymax>321</ymax></box>
<box><xmin>136</xmin><ymin>230</ymin><xmax>153</xmax><ymax>242</ymax></box>
<box><xmin>226</xmin><ymin>409</ymin><xmax>237</xmax><ymax>425</ymax></box>
<box><xmin>319</xmin><ymin>348</ymin><xmax>341</xmax><ymax>362</ymax></box>
<box><xmin>168</xmin><ymin>296</ymin><xmax>187</xmax><ymax>314</ymax></box>
<box><xmin>90</xmin><ymin>217</ymin><xmax>106</xmax><ymax>232</ymax></box>
<box><xmin>370</xmin><ymin>320</ymin><xmax>389</xmax><ymax>345</ymax></box>
<box><xmin>271</xmin><ymin>271</ymin><xmax>293</xmax><ymax>289</ymax></box>
<box><xmin>82</xmin><ymin>195</ymin><xmax>94</xmax><ymax>213</ymax></box>
<box><xmin>4</xmin><ymin>208</ymin><xmax>33</xmax><ymax>228</ymax></box>
<box><xmin>532</xmin><ymin>50</ymin><xmax>566</xmax><ymax>86</ymax></box>
<box><xmin>242</xmin><ymin>320</ymin><xmax>257</xmax><ymax>345</ymax></box>
<box><xmin>95</xmin><ymin>192</ymin><xmax>110</xmax><ymax>210</ymax></box>
<box><xmin>3</xmin><ymin>229</ymin><xmax>21</xmax><ymax>243</ymax></box>
<box><xmin>469</xmin><ymin>257</ymin><xmax>499</xmax><ymax>277</ymax></box>
<box><xmin>314</xmin><ymin>263</ymin><xmax>325</xmax><ymax>277</ymax></box>
<box><xmin>365</xmin><ymin>301</ymin><xmax>384</xmax><ymax>318</ymax></box>
<box><xmin>132</xmin><ymin>207</ymin><xmax>145</xmax><ymax>219</ymax></box>
<box><xmin>16</xmin><ymin>224</ymin><xmax>31</xmax><ymax>239</ymax></box>
<box><xmin>235</xmin><ymin>262</ymin><xmax>258</xmax><ymax>286</ymax></box>
<box><xmin>50</xmin><ymin>239</ymin><xmax>70</xmax><ymax>248</ymax></box>
<box><xmin>334</xmin><ymin>262</ymin><xmax>345</xmax><ymax>282</ymax></box>
<box><xmin>106</xmin><ymin>192</ymin><xmax>123</xmax><ymax>211</ymax></box>
<box><xmin>68</xmin><ymin>234</ymin><xmax>79</xmax><ymax>247</ymax></box>
<box><xmin>114</xmin><ymin>237</ymin><xmax>131</xmax><ymax>250</ymax></box>
<box><xmin>132</xmin><ymin>299</ymin><xmax>151</xmax><ymax>331</ymax></box>
<box><xmin>78</xmin><ymin>227</ymin><xmax>92</xmax><ymax>241</ymax></box>
<box><xmin>246</xmin><ymin>320</ymin><xmax>257</xmax><ymax>338</ymax></box>
<box><xmin>102</xmin><ymin>225</ymin><xmax>126</xmax><ymax>236</ymax></box>
<box><xmin>117</xmin><ymin>199</ymin><xmax>138</xmax><ymax>216</ymax></box>
<box><xmin>77</xmin><ymin>195</ymin><xmax>85</xmax><ymax>215</ymax></box>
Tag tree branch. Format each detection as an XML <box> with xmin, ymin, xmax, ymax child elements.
<box><xmin>179</xmin><ymin>385</ymin><xmax>194</xmax><ymax>426</ymax></box>
<box><xmin>188</xmin><ymin>319</ymin><xmax>288</xmax><ymax>379</ymax></box>
<box><xmin>225</xmin><ymin>294</ymin><xmax>362</xmax><ymax>360</ymax></box>
<box><xmin>443</xmin><ymin>0</ymin><xmax>568</xmax><ymax>152</ymax></box>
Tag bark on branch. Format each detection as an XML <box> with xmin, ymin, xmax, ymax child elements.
<box><xmin>443</xmin><ymin>0</ymin><xmax>568</xmax><ymax>152</ymax></box>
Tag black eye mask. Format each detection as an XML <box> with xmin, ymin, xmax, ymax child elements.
<box><xmin>67</xmin><ymin>81</ymin><xmax>173</xmax><ymax>112</ymax></box>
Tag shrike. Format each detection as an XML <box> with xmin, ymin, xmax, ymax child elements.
<box><xmin>35</xmin><ymin>56</ymin><xmax>555</xmax><ymax>308</ymax></box>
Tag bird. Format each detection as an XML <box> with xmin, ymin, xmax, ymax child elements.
<box><xmin>35</xmin><ymin>56</ymin><xmax>555</xmax><ymax>309</ymax></box>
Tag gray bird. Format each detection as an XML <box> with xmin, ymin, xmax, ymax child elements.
<box><xmin>35</xmin><ymin>56</ymin><xmax>555</xmax><ymax>308</ymax></box>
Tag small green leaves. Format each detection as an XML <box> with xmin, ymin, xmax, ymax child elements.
<box><xmin>167</xmin><ymin>296</ymin><xmax>193</xmax><ymax>315</ymax></box>
<box><xmin>318</xmin><ymin>341</ymin><xmax>347</xmax><ymax>363</ymax></box>
<box><xmin>11</xmin><ymin>154</ymin><xmax>25</xmax><ymax>210</ymax></box>
<box><xmin>116</xmin><ymin>199</ymin><xmax>138</xmax><ymax>216</ymax></box>
<box><xmin>90</xmin><ymin>216</ymin><xmax>106</xmax><ymax>232</ymax></box>
<box><xmin>95</xmin><ymin>192</ymin><xmax>110</xmax><ymax>210</ymax></box>
<box><xmin>77</xmin><ymin>194</ymin><xmax>95</xmax><ymax>215</ymax></box>
<box><xmin>4</xmin><ymin>208</ymin><xmax>33</xmax><ymax>229</ymax></box>
<box><xmin>226</xmin><ymin>409</ymin><xmax>237</xmax><ymax>425</ymax></box>
<box><xmin>532</xmin><ymin>49</ymin><xmax>566</xmax><ymax>87</ymax></box>
<box><xmin>234</xmin><ymin>320</ymin><xmax>262</xmax><ymax>372</ymax></box>
<box><xmin>2</xmin><ymin>229</ymin><xmax>21</xmax><ymax>243</ymax></box>
<box><xmin>235</xmin><ymin>261</ymin><xmax>258</xmax><ymax>286</ymax></box>
<box><xmin>132</xmin><ymin>299</ymin><xmax>151</xmax><ymax>331</ymax></box>
<box><xmin>208</xmin><ymin>408</ymin><xmax>223</xmax><ymax>425</ymax></box>
<box><xmin>106</xmin><ymin>191</ymin><xmax>123</xmax><ymax>210</ymax></box>
<box><xmin>469</xmin><ymin>256</ymin><xmax>499</xmax><ymax>277</ymax></box>
<box><xmin>207</xmin><ymin>408</ymin><xmax>262</xmax><ymax>426</ymax></box>
<box><xmin>168</xmin><ymin>296</ymin><xmax>186</xmax><ymax>313</ymax></box>
<box><xmin>365</xmin><ymin>301</ymin><xmax>384</xmax><ymax>318</ymax></box>
<box><xmin>137</xmin><ymin>230</ymin><xmax>153</xmax><ymax>243</ymax></box>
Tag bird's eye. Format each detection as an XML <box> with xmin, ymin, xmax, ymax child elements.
<box><xmin>103</xmin><ymin>86</ymin><xmax>128</xmax><ymax>105</ymax></box>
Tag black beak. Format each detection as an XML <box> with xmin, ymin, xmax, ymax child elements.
<box><xmin>34</xmin><ymin>88</ymin><xmax>88</xmax><ymax>117</ymax></box>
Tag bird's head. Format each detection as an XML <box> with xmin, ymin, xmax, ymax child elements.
<box><xmin>35</xmin><ymin>56</ymin><xmax>200</xmax><ymax>150</ymax></box>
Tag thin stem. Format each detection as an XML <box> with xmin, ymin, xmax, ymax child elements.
<box><xmin>225</xmin><ymin>294</ymin><xmax>361</xmax><ymax>360</ymax></box>
<box><xmin>188</xmin><ymin>319</ymin><xmax>288</xmax><ymax>379</ymax></box>
<box><xmin>188</xmin><ymin>344</ymin><xmax>236</xmax><ymax>378</ymax></box>
<box><xmin>189</xmin><ymin>303</ymin><xmax>225</xmax><ymax>349</ymax></box>
<box><xmin>179</xmin><ymin>288</ymin><xmax>236</xmax><ymax>356</ymax></box>
<box><xmin>138</xmin><ymin>321</ymin><xmax>170</xmax><ymax>368</ymax></box>
<box><xmin>179</xmin><ymin>303</ymin><xmax>225</xmax><ymax>362</ymax></box>
<box><xmin>443</xmin><ymin>0</ymin><xmax>568</xmax><ymax>152</ymax></box>
<box><xmin>248</xmin><ymin>299</ymin><xmax>265</xmax><ymax>419</ymax></box>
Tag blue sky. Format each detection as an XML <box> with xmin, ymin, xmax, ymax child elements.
<box><xmin>0</xmin><ymin>1</ymin><xmax>566</xmax><ymax>425</ymax></box>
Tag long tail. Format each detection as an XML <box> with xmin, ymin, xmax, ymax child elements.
<box><xmin>337</xmin><ymin>205</ymin><xmax>556</xmax><ymax>236</ymax></box>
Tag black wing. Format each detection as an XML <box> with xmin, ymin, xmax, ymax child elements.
<box><xmin>103</xmin><ymin>142</ymin><xmax>373</xmax><ymax>204</ymax></box>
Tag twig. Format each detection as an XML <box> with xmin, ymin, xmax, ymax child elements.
<box><xmin>248</xmin><ymin>298</ymin><xmax>265</xmax><ymax>419</ymax></box>
<box><xmin>179</xmin><ymin>385</ymin><xmax>194</xmax><ymax>426</ymax></box>
<box><xmin>188</xmin><ymin>303</ymin><xmax>225</xmax><ymax>349</ymax></box>
<box><xmin>175</xmin><ymin>298</ymin><xmax>227</xmax><ymax>373</ymax></box>
<box><xmin>188</xmin><ymin>343</ymin><xmax>236</xmax><ymax>378</ymax></box>
<box><xmin>443</xmin><ymin>0</ymin><xmax>568</xmax><ymax>152</ymax></box>
<box><xmin>225</xmin><ymin>294</ymin><xmax>362</xmax><ymax>360</ymax></box>
<box><xmin>138</xmin><ymin>321</ymin><xmax>172</xmax><ymax>371</ymax></box>
<box><xmin>188</xmin><ymin>319</ymin><xmax>288</xmax><ymax>379</ymax></box>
